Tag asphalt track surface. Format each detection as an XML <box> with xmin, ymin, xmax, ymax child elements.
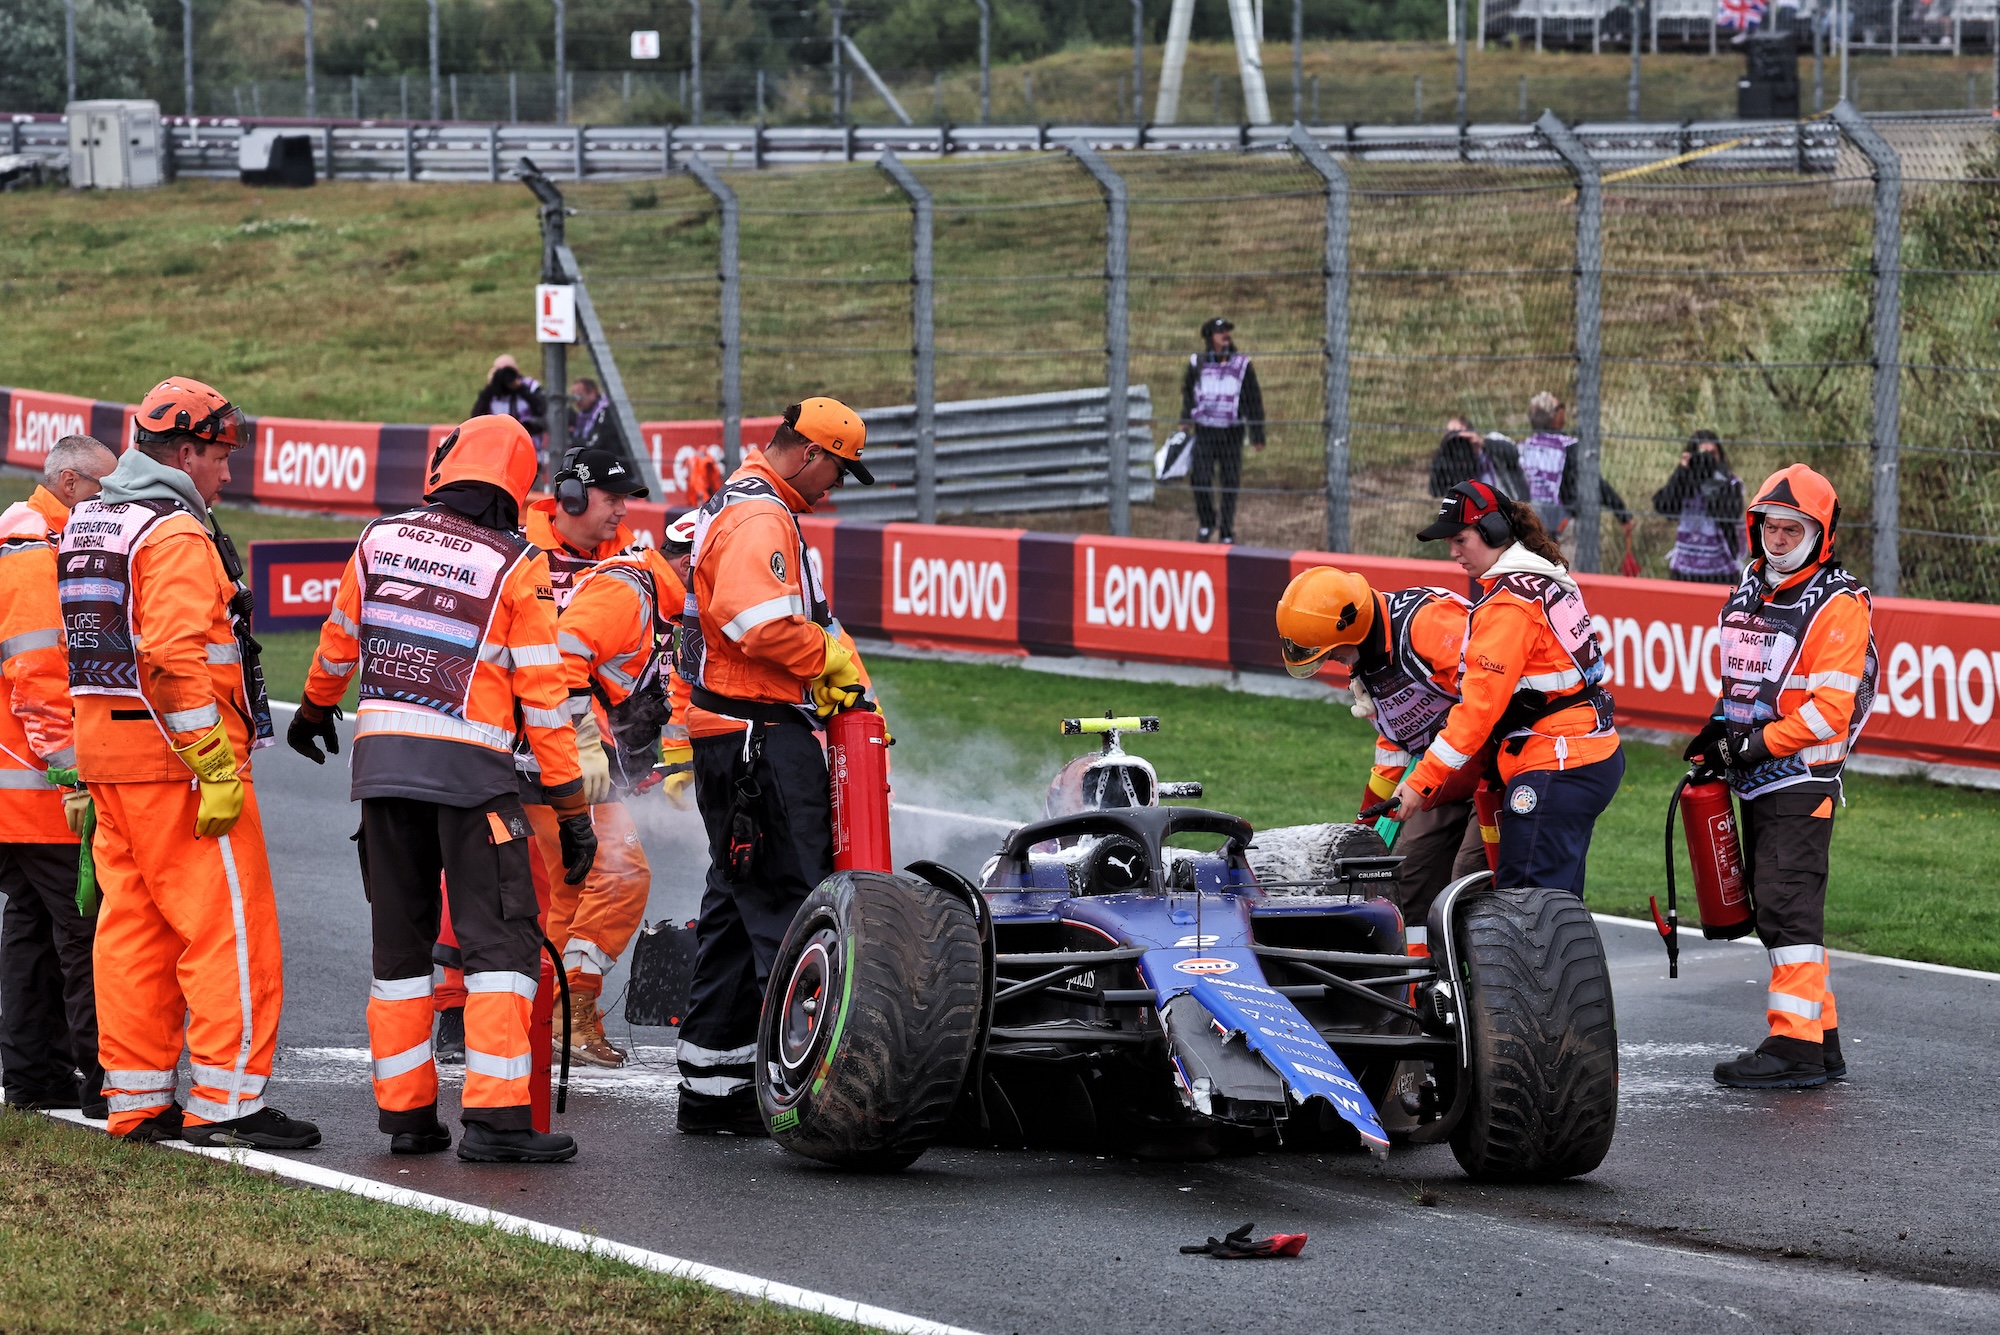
<box><xmin>174</xmin><ymin>723</ymin><xmax>2000</xmax><ymax>1332</ymax></box>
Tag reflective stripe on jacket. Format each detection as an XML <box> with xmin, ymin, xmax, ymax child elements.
<box><xmin>1714</xmin><ymin>560</ymin><xmax>1877</xmax><ymax>799</ymax></box>
<box><xmin>303</xmin><ymin>505</ymin><xmax>582</xmax><ymax>806</ymax></box>
<box><xmin>1357</xmin><ymin>586</ymin><xmax>1469</xmax><ymax>786</ymax></box>
<box><xmin>0</xmin><ymin>489</ymin><xmax>78</xmax><ymax>841</ymax></box>
<box><xmin>61</xmin><ymin>497</ymin><xmax>261</xmax><ymax>783</ymax></box>
<box><xmin>1407</xmin><ymin>567</ymin><xmax>1619</xmax><ymax>797</ymax></box>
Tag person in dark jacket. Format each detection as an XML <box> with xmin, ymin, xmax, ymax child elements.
<box><xmin>1517</xmin><ymin>391</ymin><xmax>1632</xmax><ymax>563</ymax></box>
<box><xmin>1653</xmin><ymin>430</ymin><xmax>1744</xmax><ymax>583</ymax></box>
<box><xmin>1429</xmin><ymin>417</ymin><xmax>1529</xmax><ymax>501</ymax></box>
<box><xmin>1178</xmin><ymin>316</ymin><xmax>1264</xmax><ymax>544</ymax></box>
<box><xmin>473</xmin><ymin>356</ymin><xmax>549</xmax><ymax>460</ymax></box>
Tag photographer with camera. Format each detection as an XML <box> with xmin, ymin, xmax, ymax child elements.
<box><xmin>1652</xmin><ymin>430</ymin><xmax>1745</xmax><ymax>584</ymax></box>
<box><xmin>473</xmin><ymin>355</ymin><xmax>549</xmax><ymax>460</ymax></box>
<box><xmin>1428</xmin><ymin>416</ymin><xmax>1527</xmax><ymax>502</ymax></box>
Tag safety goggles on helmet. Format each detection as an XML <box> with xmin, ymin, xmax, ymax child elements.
<box><xmin>133</xmin><ymin>377</ymin><xmax>245</xmax><ymax>451</ymax></box>
<box><xmin>1278</xmin><ymin>636</ymin><xmax>1338</xmax><ymax>680</ymax></box>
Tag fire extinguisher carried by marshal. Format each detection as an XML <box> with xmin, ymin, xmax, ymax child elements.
<box><xmin>1651</xmin><ymin>767</ymin><xmax>1755</xmax><ymax>978</ymax></box>
<box><xmin>828</xmin><ymin>706</ymin><xmax>894</xmax><ymax>874</ymax></box>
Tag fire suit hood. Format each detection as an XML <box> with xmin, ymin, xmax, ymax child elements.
<box><xmin>1478</xmin><ymin>541</ymin><xmax>1578</xmax><ymax>596</ymax></box>
<box><xmin>97</xmin><ymin>446</ymin><xmax>212</xmax><ymax>526</ymax></box>
<box><xmin>1746</xmin><ymin>463</ymin><xmax>1840</xmax><ymax>590</ymax></box>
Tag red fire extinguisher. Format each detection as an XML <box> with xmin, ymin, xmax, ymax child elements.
<box><xmin>1651</xmin><ymin>769</ymin><xmax>1756</xmax><ymax>979</ymax></box>
<box><xmin>829</xmin><ymin>707</ymin><xmax>893</xmax><ymax>873</ymax></box>
<box><xmin>1472</xmin><ymin>784</ymin><xmax>1502</xmax><ymax>874</ymax></box>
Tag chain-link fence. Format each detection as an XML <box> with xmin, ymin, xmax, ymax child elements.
<box><xmin>561</xmin><ymin>109</ymin><xmax>1999</xmax><ymax>601</ymax></box>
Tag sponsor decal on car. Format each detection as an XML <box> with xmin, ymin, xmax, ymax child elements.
<box><xmin>1172</xmin><ymin>956</ymin><xmax>1238</xmax><ymax>976</ymax></box>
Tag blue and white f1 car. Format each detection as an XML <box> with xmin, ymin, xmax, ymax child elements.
<box><xmin>755</xmin><ymin>716</ymin><xmax>1618</xmax><ymax>1180</ymax></box>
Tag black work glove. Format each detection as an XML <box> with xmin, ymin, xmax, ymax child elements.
<box><xmin>1179</xmin><ymin>1222</ymin><xmax>1308</xmax><ymax>1259</ymax></box>
<box><xmin>1683</xmin><ymin>718</ymin><xmax>1725</xmax><ymax>767</ymax></box>
<box><xmin>287</xmin><ymin>701</ymin><xmax>342</xmax><ymax>764</ymax></box>
<box><xmin>1716</xmin><ymin>726</ymin><xmax>1771</xmax><ymax>772</ymax></box>
<box><xmin>558</xmin><ymin>813</ymin><xmax>598</xmax><ymax>885</ymax></box>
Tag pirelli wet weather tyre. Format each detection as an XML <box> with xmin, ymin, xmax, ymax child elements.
<box><xmin>756</xmin><ymin>870</ymin><xmax>983</xmax><ymax>1171</ymax></box>
<box><xmin>1448</xmin><ymin>886</ymin><xmax>1618</xmax><ymax>1183</ymax></box>
<box><xmin>1248</xmin><ymin>822</ymin><xmax>1391</xmax><ymax>891</ymax></box>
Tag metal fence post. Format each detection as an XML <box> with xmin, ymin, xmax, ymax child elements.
<box><xmin>686</xmin><ymin>155</ymin><xmax>742</xmax><ymax>473</ymax></box>
<box><xmin>523</xmin><ymin>159</ymin><xmax>569</xmax><ymax>466</ymax></box>
<box><xmin>1288</xmin><ymin>125</ymin><xmax>1353</xmax><ymax>554</ymax></box>
<box><xmin>1067</xmin><ymin>140</ymin><xmax>1132</xmax><ymax>536</ymax></box>
<box><xmin>1536</xmin><ymin>110</ymin><xmax>1605</xmax><ymax>574</ymax></box>
<box><xmin>1833</xmin><ymin>100</ymin><xmax>1903</xmax><ymax>596</ymax></box>
<box><xmin>403</xmin><ymin>124</ymin><xmax>416</xmax><ymax>181</ymax></box>
<box><xmin>878</xmin><ymin>151</ymin><xmax>937</xmax><ymax>524</ymax></box>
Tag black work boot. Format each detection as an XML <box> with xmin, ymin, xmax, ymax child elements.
<box><xmin>122</xmin><ymin>1105</ymin><xmax>185</xmax><ymax>1143</ymax></box>
<box><xmin>457</xmin><ymin>1121</ymin><xmax>576</xmax><ymax>1163</ymax></box>
<box><xmin>1821</xmin><ymin>1028</ymin><xmax>1846</xmax><ymax>1081</ymax></box>
<box><xmin>183</xmin><ymin>1106</ymin><xmax>323</xmax><ymax>1150</ymax></box>
<box><xmin>390</xmin><ymin>1120</ymin><xmax>453</xmax><ymax>1156</ymax></box>
<box><xmin>1715</xmin><ymin>1037</ymin><xmax>1828</xmax><ymax>1089</ymax></box>
<box><xmin>435</xmin><ymin>1007</ymin><xmax>466</xmax><ymax>1065</ymax></box>
<box><xmin>676</xmin><ymin>1085</ymin><xmax>767</xmax><ymax>1137</ymax></box>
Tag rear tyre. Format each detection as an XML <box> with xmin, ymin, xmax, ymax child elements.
<box><xmin>1249</xmin><ymin>822</ymin><xmax>1391</xmax><ymax>891</ymax></box>
<box><xmin>1448</xmin><ymin>887</ymin><xmax>1618</xmax><ymax>1182</ymax></box>
<box><xmin>756</xmin><ymin>870</ymin><xmax>983</xmax><ymax>1171</ymax></box>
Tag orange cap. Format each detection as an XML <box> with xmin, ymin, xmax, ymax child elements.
<box><xmin>426</xmin><ymin>415</ymin><xmax>540</xmax><ymax>510</ymax></box>
<box><xmin>787</xmin><ymin>397</ymin><xmax>872</xmax><ymax>485</ymax></box>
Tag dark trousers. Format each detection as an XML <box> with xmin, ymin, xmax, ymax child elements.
<box><xmin>0</xmin><ymin>842</ymin><xmax>100</xmax><ymax>1107</ymax></box>
<box><xmin>1495</xmin><ymin>748</ymin><xmax>1626</xmax><ymax>896</ymax></box>
<box><xmin>1189</xmin><ymin>425</ymin><xmax>1245</xmax><ymax>539</ymax></box>
<box><xmin>357</xmin><ymin>794</ymin><xmax>544</xmax><ymax>1131</ymax></box>
<box><xmin>1740</xmin><ymin>788</ymin><xmax>1835</xmax><ymax>952</ymax></box>
<box><xmin>680</xmin><ymin>720</ymin><xmax>831</xmax><ymax>1098</ymax></box>
<box><xmin>1392</xmin><ymin>799</ymin><xmax>1487</xmax><ymax>923</ymax></box>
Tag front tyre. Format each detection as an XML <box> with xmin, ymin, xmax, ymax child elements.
<box><xmin>756</xmin><ymin>870</ymin><xmax>982</xmax><ymax>1171</ymax></box>
<box><xmin>1448</xmin><ymin>887</ymin><xmax>1618</xmax><ymax>1182</ymax></box>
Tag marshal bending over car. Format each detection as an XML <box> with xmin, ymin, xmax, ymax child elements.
<box><xmin>752</xmin><ymin>715</ymin><xmax>1618</xmax><ymax>1181</ymax></box>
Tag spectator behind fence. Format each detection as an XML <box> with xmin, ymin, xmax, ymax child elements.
<box><xmin>1652</xmin><ymin>430</ymin><xmax>1744</xmax><ymax>584</ymax></box>
<box><xmin>1178</xmin><ymin>316</ymin><xmax>1265</xmax><ymax>545</ymax></box>
<box><xmin>474</xmin><ymin>355</ymin><xmax>549</xmax><ymax>462</ymax></box>
<box><xmin>1518</xmin><ymin>391</ymin><xmax>1632</xmax><ymax>563</ymax></box>
<box><xmin>570</xmin><ymin>377</ymin><xmax>605</xmax><ymax>449</ymax></box>
<box><xmin>1429</xmin><ymin>416</ymin><xmax>1528</xmax><ymax>501</ymax></box>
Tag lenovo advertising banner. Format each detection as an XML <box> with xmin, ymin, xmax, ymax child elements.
<box><xmin>250</xmin><ymin>539</ymin><xmax>358</xmax><ymax>635</ymax></box>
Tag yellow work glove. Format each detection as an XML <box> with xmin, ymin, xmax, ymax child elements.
<box><xmin>811</xmin><ymin>628</ymin><xmax>867</xmax><ymax>718</ymax></box>
<box><xmin>574</xmin><ymin>709</ymin><xmax>613</xmax><ymax>807</ymax></box>
<box><xmin>659</xmin><ymin>736</ymin><xmax>694</xmax><ymax>809</ymax></box>
<box><xmin>173</xmin><ymin>721</ymin><xmax>245</xmax><ymax>839</ymax></box>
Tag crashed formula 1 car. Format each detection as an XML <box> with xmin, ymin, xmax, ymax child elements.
<box><xmin>754</xmin><ymin>715</ymin><xmax>1618</xmax><ymax>1180</ymax></box>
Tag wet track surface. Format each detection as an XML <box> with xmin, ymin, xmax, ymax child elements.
<box><xmin>234</xmin><ymin>726</ymin><xmax>2000</xmax><ymax>1333</ymax></box>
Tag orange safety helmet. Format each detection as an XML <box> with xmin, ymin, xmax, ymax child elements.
<box><xmin>1745</xmin><ymin>463</ymin><xmax>1840</xmax><ymax>567</ymax></box>
<box><xmin>133</xmin><ymin>377</ymin><xmax>244</xmax><ymax>450</ymax></box>
<box><xmin>425</xmin><ymin>414</ymin><xmax>540</xmax><ymax>509</ymax></box>
<box><xmin>1275</xmin><ymin>566</ymin><xmax>1377</xmax><ymax>679</ymax></box>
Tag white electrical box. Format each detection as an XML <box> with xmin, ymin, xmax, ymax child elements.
<box><xmin>66</xmin><ymin>100</ymin><xmax>163</xmax><ymax>189</ymax></box>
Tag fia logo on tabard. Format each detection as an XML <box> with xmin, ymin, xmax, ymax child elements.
<box><xmin>1509</xmin><ymin>784</ymin><xmax>1538</xmax><ymax>814</ymax></box>
<box><xmin>1173</xmin><ymin>957</ymin><xmax>1238</xmax><ymax>976</ymax></box>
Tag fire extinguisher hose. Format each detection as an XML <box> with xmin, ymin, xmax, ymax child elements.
<box><xmin>541</xmin><ymin>934</ymin><xmax>572</xmax><ymax>1114</ymax></box>
<box><xmin>1652</xmin><ymin>774</ymin><xmax>1688</xmax><ymax>980</ymax></box>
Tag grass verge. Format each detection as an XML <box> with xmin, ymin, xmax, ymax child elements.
<box><xmin>0</xmin><ymin>1109</ymin><xmax>856</xmax><ymax>1334</ymax></box>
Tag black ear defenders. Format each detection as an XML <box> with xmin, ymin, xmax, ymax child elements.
<box><xmin>554</xmin><ymin>446</ymin><xmax>588</xmax><ymax>516</ymax></box>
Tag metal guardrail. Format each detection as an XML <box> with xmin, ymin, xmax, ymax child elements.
<box><xmin>828</xmin><ymin>387</ymin><xmax>1155</xmax><ymax>523</ymax></box>
<box><xmin>3</xmin><ymin>112</ymin><xmax>1859</xmax><ymax>179</ymax></box>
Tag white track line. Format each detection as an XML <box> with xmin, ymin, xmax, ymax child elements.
<box><xmin>43</xmin><ymin>1110</ymin><xmax>984</xmax><ymax>1335</ymax></box>
<box><xmin>1592</xmin><ymin>913</ymin><xmax>2000</xmax><ymax>981</ymax></box>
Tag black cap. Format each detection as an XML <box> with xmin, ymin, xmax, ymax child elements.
<box><xmin>1200</xmin><ymin>316</ymin><xmax>1235</xmax><ymax>340</ymax></box>
<box><xmin>563</xmin><ymin>448</ymin><xmax>649</xmax><ymax>500</ymax></box>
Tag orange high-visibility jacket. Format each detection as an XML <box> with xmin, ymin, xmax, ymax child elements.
<box><xmin>303</xmin><ymin>514</ymin><xmax>582</xmax><ymax>804</ymax></box>
<box><xmin>524</xmin><ymin>499</ymin><xmax>639</xmax><ymax>611</ymax></box>
<box><xmin>1363</xmin><ymin>591</ymin><xmax>1468</xmax><ymax>791</ymax></box>
<box><xmin>684</xmin><ymin>454</ymin><xmax>866</xmax><ymax>739</ymax></box>
<box><xmin>66</xmin><ymin>507</ymin><xmax>259</xmax><ymax>784</ymax></box>
<box><xmin>0</xmin><ymin>487</ymin><xmax>79</xmax><ymax>842</ymax></box>
<box><xmin>1406</xmin><ymin>571</ymin><xmax>1619</xmax><ymax>798</ymax></box>
<box><xmin>557</xmin><ymin>548</ymin><xmax>690</xmax><ymax>724</ymax></box>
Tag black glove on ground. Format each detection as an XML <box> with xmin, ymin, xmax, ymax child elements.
<box><xmin>558</xmin><ymin>813</ymin><xmax>598</xmax><ymax>884</ymax></box>
<box><xmin>1179</xmin><ymin>1222</ymin><xmax>1308</xmax><ymax>1259</ymax></box>
<box><xmin>287</xmin><ymin>702</ymin><xmax>342</xmax><ymax>764</ymax></box>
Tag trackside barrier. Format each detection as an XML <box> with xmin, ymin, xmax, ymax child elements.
<box><xmin>248</xmin><ymin>523</ymin><xmax>2000</xmax><ymax>775</ymax></box>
